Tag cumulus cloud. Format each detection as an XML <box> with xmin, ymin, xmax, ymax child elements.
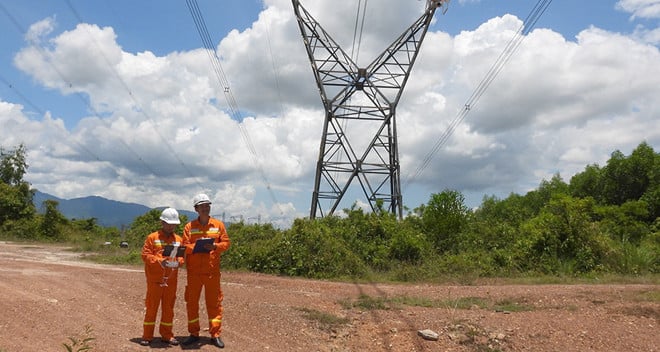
<box><xmin>616</xmin><ymin>0</ymin><xmax>660</xmax><ymax>19</ymax></box>
<box><xmin>2</xmin><ymin>0</ymin><xmax>659</xmax><ymax>225</ymax></box>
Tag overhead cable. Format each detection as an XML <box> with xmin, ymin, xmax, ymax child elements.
<box><xmin>186</xmin><ymin>0</ymin><xmax>283</xmax><ymax>213</ymax></box>
<box><xmin>0</xmin><ymin>3</ymin><xmax>153</xmax><ymax>170</ymax></box>
<box><xmin>64</xmin><ymin>0</ymin><xmax>206</xmax><ymax>191</ymax></box>
<box><xmin>403</xmin><ymin>0</ymin><xmax>553</xmax><ymax>189</ymax></box>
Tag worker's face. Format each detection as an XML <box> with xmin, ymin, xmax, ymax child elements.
<box><xmin>195</xmin><ymin>203</ymin><xmax>211</xmax><ymax>215</ymax></box>
<box><xmin>162</xmin><ymin>221</ymin><xmax>177</xmax><ymax>235</ymax></box>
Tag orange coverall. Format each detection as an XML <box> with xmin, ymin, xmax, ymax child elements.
<box><xmin>182</xmin><ymin>218</ymin><xmax>230</xmax><ymax>338</ymax></box>
<box><xmin>141</xmin><ymin>231</ymin><xmax>184</xmax><ymax>342</ymax></box>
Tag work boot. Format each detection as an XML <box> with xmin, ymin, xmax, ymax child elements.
<box><xmin>211</xmin><ymin>336</ymin><xmax>225</xmax><ymax>348</ymax></box>
<box><xmin>165</xmin><ymin>337</ymin><xmax>179</xmax><ymax>345</ymax></box>
<box><xmin>182</xmin><ymin>335</ymin><xmax>200</xmax><ymax>345</ymax></box>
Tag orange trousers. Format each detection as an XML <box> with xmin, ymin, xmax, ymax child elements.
<box><xmin>185</xmin><ymin>273</ymin><xmax>224</xmax><ymax>337</ymax></box>
<box><xmin>142</xmin><ymin>280</ymin><xmax>177</xmax><ymax>341</ymax></box>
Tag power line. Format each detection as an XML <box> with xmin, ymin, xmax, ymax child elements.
<box><xmin>64</xmin><ymin>0</ymin><xmax>206</xmax><ymax>191</ymax></box>
<box><xmin>0</xmin><ymin>72</ymin><xmax>104</xmax><ymax>163</ymax></box>
<box><xmin>185</xmin><ymin>0</ymin><xmax>283</xmax><ymax>214</ymax></box>
<box><xmin>0</xmin><ymin>3</ymin><xmax>154</xmax><ymax>170</ymax></box>
<box><xmin>350</xmin><ymin>0</ymin><xmax>368</xmax><ymax>62</ymax></box>
<box><xmin>403</xmin><ymin>0</ymin><xmax>553</xmax><ymax>188</ymax></box>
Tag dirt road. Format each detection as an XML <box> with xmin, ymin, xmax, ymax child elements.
<box><xmin>0</xmin><ymin>241</ymin><xmax>658</xmax><ymax>352</ymax></box>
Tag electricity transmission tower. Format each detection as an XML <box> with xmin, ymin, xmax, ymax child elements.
<box><xmin>292</xmin><ymin>0</ymin><xmax>449</xmax><ymax>219</ymax></box>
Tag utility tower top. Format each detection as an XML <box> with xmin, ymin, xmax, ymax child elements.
<box><xmin>292</xmin><ymin>0</ymin><xmax>449</xmax><ymax>219</ymax></box>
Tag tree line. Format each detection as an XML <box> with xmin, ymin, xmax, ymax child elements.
<box><xmin>1</xmin><ymin>141</ymin><xmax>658</xmax><ymax>281</ymax></box>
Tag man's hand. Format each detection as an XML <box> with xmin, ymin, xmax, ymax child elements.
<box><xmin>161</xmin><ymin>260</ymin><xmax>179</xmax><ymax>268</ymax></box>
<box><xmin>164</xmin><ymin>261</ymin><xmax>179</xmax><ymax>268</ymax></box>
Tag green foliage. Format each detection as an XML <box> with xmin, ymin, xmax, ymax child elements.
<box><xmin>297</xmin><ymin>307</ymin><xmax>349</xmax><ymax>330</ymax></box>
<box><xmin>569</xmin><ymin>164</ymin><xmax>602</xmax><ymax>199</ymax></box>
<box><xmin>333</xmin><ymin>207</ymin><xmax>397</xmax><ymax>270</ymax></box>
<box><xmin>574</xmin><ymin>141</ymin><xmax>659</xmax><ymax>207</ymax></box>
<box><xmin>233</xmin><ymin>218</ymin><xmax>368</xmax><ymax>279</ymax></box>
<box><xmin>223</xmin><ymin>222</ymin><xmax>281</xmax><ymax>269</ymax></box>
<box><xmin>2</xmin><ymin>142</ymin><xmax>658</xmax><ymax>282</ymax></box>
<box><xmin>0</xmin><ymin>144</ymin><xmax>35</xmax><ymax>225</ymax></box>
<box><xmin>388</xmin><ymin>226</ymin><xmax>426</xmax><ymax>263</ymax></box>
<box><xmin>422</xmin><ymin>189</ymin><xmax>470</xmax><ymax>253</ymax></box>
<box><xmin>122</xmin><ymin>208</ymin><xmax>186</xmax><ymax>249</ymax></box>
<box><xmin>518</xmin><ymin>195</ymin><xmax>607</xmax><ymax>274</ymax></box>
<box><xmin>0</xmin><ymin>216</ymin><xmax>40</xmax><ymax>241</ymax></box>
<box><xmin>596</xmin><ymin>200</ymin><xmax>651</xmax><ymax>244</ymax></box>
<box><xmin>0</xmin><ymin>144</ymin><xmax>28</xmax><ymax>185</ymax></box>
<box><xmin>40</xmin><ymin>199</ymin><xmax>69</xmax><ymax>240</ymax></box>
<box><xmin>62</xmin><ymin>324</ymin><xmax>95</xmax><ymax>351</ymax></box>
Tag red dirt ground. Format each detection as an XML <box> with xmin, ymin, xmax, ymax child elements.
<box><xmin>0</xmin><ymin>241</ymin><xmax>658</xmax><ymax>352</ymax></box>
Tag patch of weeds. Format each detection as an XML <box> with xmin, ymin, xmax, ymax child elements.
<box><xmin>339</xmin><ymin>294</ymin><xmax>535</xmax><ymax>316</ymax></box>
<box><xmin>634</xmin><ymin>290</ymin><xmax>660</xmax><ymax>303</ymax></box>
<box><xmin>618</xmin><ymin>306</ymin><xmax>660</xmax><ymax>322</ymax></box>
<box><xmin>340</xmin><ymin>294</ymin><xmax>496</xmax><ymax>312</ymax></box>
<box><xmin>62</xmin><ymin>324</ymin><xmax>95</xmax><ymax>352</ymax></box>
<box><xmin>297</xmin><ymin>307</ymin><xmax>349</xmax><ymax>330</ymax></box>
<box><xmin>390</xmin><ymin>295</ymin><xmax>438</xmax><ymax>308</ymax></box>
<box><xmin>447</xmin><ymin>322</ymin><xmax>505</xmax><ymax>352</ymax></box>
<box><xmin>442</xmin><ymin>296</ymin><xmax>489</xmax><ymax>310</ymax></box>
<box><xmin>340</xmin><ymin>294</ymin><xmax>391</xmax><ymax>310</ymax></box>
<box><xmin>492</xmin><ymin>298</ymin><xmax>534</xmax><ymax>312</ymax></box>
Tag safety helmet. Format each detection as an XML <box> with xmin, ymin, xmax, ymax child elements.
<box><xmin>193</xmin><ymin>193</ymin><xmax>212</xmax><ymax>207</ymax></box>
<box><xmin>160</xmin><ymin>207</ymin><xmax>181</xmax><ymax>224</ymax></box>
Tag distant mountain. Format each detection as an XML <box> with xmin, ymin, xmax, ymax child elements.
<box><xmin>33</xmin><ymin>191</ymin><xmax>197</xmax><ymax>228</ymax></box>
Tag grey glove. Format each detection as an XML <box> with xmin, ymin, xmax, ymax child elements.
<box><xmin>164</xmin><ymin>260</ymin><xmax>179</xmax><ymax>268</ymax></box>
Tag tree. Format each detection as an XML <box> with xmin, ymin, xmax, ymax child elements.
<box><xmin>601</xmin><ymin>142</ymin><xmax>657</xmax><ymax>206</ymax></box>
<box><xmin>519</xmin><ymin>195</ymin><xmax>606</xmax><ymax>273</ymax></box>
<box><xmin>0</xmin><ymin>144</ymin><xmax>35</xmax><ymax>226</ymax></box>
<box><xmin>422</xmin><ymin>189</ymin><xmax>470</xmax><ymax>253</ymax></box>
<box><xmin>524</xmin><ymin>173</ymin><xmax>569</xmax><ymax>215</ymax></box>
<box><xmin>40</xmin><ymin>199</ymin><xmax>68</xmax><ymax>239</ymax></box>
<box><xmin>123</xmin><ymin>209</ymin><xmax>182</xmax><ymax>247</ymax></box>
<box><xmin>0</xmin><ymin>144</ymin><xmax>28</xmax><ymax>186</ymax></box>
<box><xmin>569</xmin><ymin>164</ymin><xmax>602</xmax><ymax>200</ymax></box>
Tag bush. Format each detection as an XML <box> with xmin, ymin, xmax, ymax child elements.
<box><xmin>243</xmin><ymin>219</ymin><xmax>367</xmax><ymax>279</ymax></box>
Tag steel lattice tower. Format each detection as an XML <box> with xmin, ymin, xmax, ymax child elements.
<box><xmin>293</xmin><ymin>0</ymin><xmax>448</xmax><ymax>219</ymax></box>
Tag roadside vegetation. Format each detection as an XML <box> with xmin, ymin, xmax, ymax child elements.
<box><xmin>1</xmin><ymin>141</ymin><xmax>658</xmax><ymax>283</ymax></box>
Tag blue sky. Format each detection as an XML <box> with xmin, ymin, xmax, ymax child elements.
<box><xmin>1</xmin><ymin>0</ymin><xmax>659</xmax><ymax>227</ymax></box>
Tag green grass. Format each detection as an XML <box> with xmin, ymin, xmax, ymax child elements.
<box><xmin>339</xmin><ymin>294</ymin><xmax>392</xmax><ymax>310</ymax></box>
<box><xmin>441</xmin><ymin>296</ymin><xmax>489</xmax><ymax>310</ymax></box>
<box><xmin>297</xmin><ymin>307</ymin><xmax>349</xmax><ymax>329</ymax></box>
<box><xmin>492</xmin><ymin>298</ymin><xmax>534</xmax><ymax>312</ymax></box>
<box><xmin>634</xmin><ymin>289</ymin><xmax>660</xmax><ymax>302</ymax></box>
<box><xmin>338</xmin><ymin>294</ymin><xmax>535</xmax><ymax>313</ymax></box>
<box><xmin>62</xmin><ymin>325</ymin><xmax>95</xmax><ymax>352</ymax></box>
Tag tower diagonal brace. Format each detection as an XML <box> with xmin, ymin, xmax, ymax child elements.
<box><xmin>292</xmin><ymin>0</ymin><xmax>444</xmax><ymax>219</ymax></box>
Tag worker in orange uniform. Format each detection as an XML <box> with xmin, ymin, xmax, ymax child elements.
<box><xmin>181</xmin><ymin>193</ymin><xmax>231</xmax><ymax>348</ymax></box>
<box><xmin>140</xmin><ymin>207</ymin><xmax>184</xmax><ymax>346</ymax></box>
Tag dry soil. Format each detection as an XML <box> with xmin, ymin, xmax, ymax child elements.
<box><xmin>0</xmin><ymin>241</ymin><xmax>658</xmax><ymax>352</ymax></box>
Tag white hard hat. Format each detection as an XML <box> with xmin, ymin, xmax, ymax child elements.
<box><xmin>160</xmin><ymin>207</ymin><xmax>181</xmax><ymax>224</ymax></box>
<box><xmin>193</xmin><ymin>193</ymin><xmax>212</xmax><ymax>207</ymax></box>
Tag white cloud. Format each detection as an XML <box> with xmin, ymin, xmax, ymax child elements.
<box><xmin>616</xmin><ymin>0</ymin><xmax>660</xmax><ymax>19</ymax></box>
<box><xmin>2</xmin><ymin>0</ymin><xmax>659</xmax><ymax>226</ymax></box>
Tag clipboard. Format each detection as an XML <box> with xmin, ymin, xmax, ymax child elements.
<box><xmin>192</xmin><ymin>237</ymin><xmax>215</xmax><ymax>253</ymax></box>
<box><xmin>162</xmin><ymin>245</ymin><xmax>186</xmax><ymax>257</ymax></box>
